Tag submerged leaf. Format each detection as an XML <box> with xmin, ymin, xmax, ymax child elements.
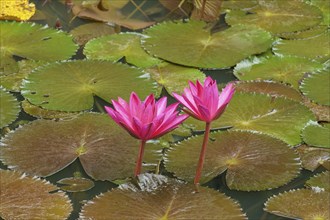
<box><xmin>165</xmin><ymin>131</ymin><xmax>300</xmax><ymax>191</ymax></box>
<box><xmin>302</xmin><ymin>122</ymin><xmax>330</xmax><ymax>148</ymax></box>
<box><xmin>80</xmin><ymin>174</ymin><xmax>246</xmax><ymax>219</ymax></box>
<box><xmin>264</xmin><ymin>189</ymin><xmax>329</xmax><ymax>220</ymax></box>
<box><xmin>57</xmin><ymin>177</ymin><xmax>95</xmax><ymax>192</ymax></box>
<box><xmin>0</xmin><ymin>113</ymin><xmax>162</xmax><ymax>181</ymax></box>
<box><xmin>0</xmin><ymin>169</ymin><xmax>72</xmax><ymax>219</ymax></box>
<box><xmin>21</xmin><ymin>60</ymin><xmax>155</xmax><ymax>111</ymax></box>
<box><xmin>84</xmin><ymin>33</ymin><xmax>161</xmax><ymax>68</ymax></box>
<box><xmin>0</xmin><ymin>88</ymin><xmax>20</xmax><ymax>128</ymax></box>
<box><xmin>142</xmin><ymin>20</ymin><xmax>272</xmax><ymax>68</ymax></box>
<box><xmin>0</xmin><ymin>0</ymin><xmax>35</xmax><ymax>21</ymax></box>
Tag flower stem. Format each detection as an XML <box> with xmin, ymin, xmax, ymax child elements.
<box><xmin>134</xmin><ymin>140</ymin><xmax>146</xmax><ymax>177</ymax></box>
<box><xmin>194</xmin><ymin>122</ymin><xmax>211</xmax><ymax>188</ymax></box>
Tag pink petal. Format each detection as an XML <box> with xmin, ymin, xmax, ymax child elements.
<box><xmin>155</xmin><ymin>96</ymin><xmax>167</xmax><ymax>116</ymax></box>
<box><xmin>218</xmin><ymin>83</ymin><xmax>235</xmax><ymax>108</ymax></box>
<box><xmin>130</xmin><ymin>92</ymin><xmax>142</xmax><ymax>115</ymax></box>
<box><xmin>151</xmin><ymin>114</ymin><xmax>189</xmax><ymax>139</ymax></box>
<box><xmin>188</xmin><ymin>81</ymin><xmax>198</xmax><ymax>96</ymax></box>
<box><xmin>197</xmin><ymin>104</ymin><xmax>211</xmax><ymax>122</ymax></box>
<box><xmin>112</xmin><ymin>100</ymin><xmax>129</xmax><ymax>117</ymax></box>
<box><xmin>144</xmin><ymin>93</ymin><xmax>155</xmax><ymax>106</ymax></box>
<box><xmin>104</xmin><ymin>106</ymin><xmax>120</xmax><ymax>123</ymax></box>
<box><xmin>204</xmin><ymin>76</ymin><xmax>215</xmax><ymax>86</ymax></box>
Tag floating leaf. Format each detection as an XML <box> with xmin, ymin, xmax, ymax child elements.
<box><xmin>84</xmin><ymin>33</ymin><xmax>161</xmax><ymax>68</ymax></box>
<box><xmin>300</xmin><ymin>70</ymin><xmax>330</xmax><ymax>106</ymax></box>
<box><xmin>273</xmin><ymin>32</ymin><xmax>330</xmax><ymax>62</ymax></box>
<box><xmin>80</xmin><ymin>173</ymin><xmax>246</xmax><ymax>219</ymax></box>
<box><xmin>222</xmin><ymin>0</ymin><xmax>257</xmax><ymax>11</ymax></box>
<box><xmin>0</xmin><ymin>21</ymin><xmax>78</xmax><ymax>75</ymax></box>
<box><xmin>71</xmin><ymin>3</ymin><xmax>155</xmax><ymax>30</ymax></box>
<box><xmin>70</xmin><ymin>22</ymin><xmax>116</xmax><ymax>45</ymax></box>
<box><xmin>0</xmin><ymin>169</ymin><xmax>72</xmax><ymax>219</ymax></box>
<box><xmin>303</xmin><ymin>97</ymin><xmax>330</xmax><ymax>122</ymax></box>
<box><xmin>0</xmin><ymin>113</ymin><xmax>163</xmax><ymax>181</ymax></box>
<box><xmin>264</xmin><ymin>189</ymin><xmax>330</xmax><ymax>220</ymax></box>
<box><xmin>21</xmin><ymin>60</ymin><xmax>155</xmax><ymax>111</ymax></box>
<box><xmin>0</xmin><ymin>0</ymin><xmax>35</xmax><ymax>21</ymax></box>
<box><xmin>184</xmin><ymin>93</ymin><xmax>315</xmax><ymax>145</ymax></box>
<box><xmin>0</xmin><ymin>88</ymin><xmax>20</xmax><ymax>128</ymax></box>
<box><xmin>57</xmin><ymin>177</ymin><xmax>95</xmax><ymax>192</ymax></box>
<box><xmin>165</xmin><ymin>131</ymin><xmax>300</xmax><ymax>191</ymax></box>
<box><xmin>308</xmin><ymin>0</ymin><xmax>330</xmax><ymax>25</ymax></box>
<box><xmin>279</xmin><ymin>25</ymin><xmax>328</xmax><ymax>39</ymax></box>
<box><xmin>297</xmin><ymin>145</ymin><xmax>330</xmax><ymax>171</ymax></box>
<box><xmin>234</xmin><ymin>80</ymin><xmax>303</xmax><ymax>102</ymax></box>
<box><xmin>142</xmin><ymin>20</ymin><xmax>272</xmax><ymax>68</ymax></box>
<box><xmin>146</xmin><ymin>62</ymin><xmax>205</xmax><ymax>95</ymax></box>
<box><xmin>234</xmin><ymin>56</ymin><xmax>323</xmax><ymax>89</ymax></box>
<box><xmin>302</xmin><ymin>122</ymin><xmax>330</xmax><ymax>148</ymax></box>
<box><xmin>306</xmin><ymin>171</ymin><xmax>330</xmax><ymax>192</ymax></box>
<box><xmin>225</xmin><ymin>0</ymin><xmax>322</xmax><ymax>34</ymax></box>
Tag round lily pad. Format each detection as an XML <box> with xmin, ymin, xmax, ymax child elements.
<box><xmin>300</xmin><ymin>70</ymin><xmax>330</xmax><ymax>106</ymax></box>
<box><xmin>225</xmin><ymin>0</ymin><xmax>323</xmax><ymax>34</ymax></box>
<box><xmin>184</xmin><ymin>93</ymin><xmax>316</xmax><ymax>146</ymax></box>
<box><xmin>306</xmin><ymin>171</ymin><xmax>330</xmax><ymax>192</ymax></box>
<box><xmin>57</xmin><ymin>177</ymin><xmax>95</xmax><ymax>192</ymax></box>
<box><xmin>308</xmin><ymin>0</ymin><xmax>330</xmax><ymax>25</ymax></box>
<box><xmin>84</xmin><ymin>32</ymin><xmax>161</xmax><ymax>68</ymax></box>
<box><xmin>302</xmin><ymin>122</ymin><xmax>330</xmax><ymax>148</ymax></box>
<box><xmin>234</xmin><ymin>56</ymin><xmax>323</xmax><ymax>90</ymax></box>
<box><xmin>273</xmin><ymin>32</ymin><xmax>330</xmax><ymax>62</ymax></box>
<box><xmin>303</xmin><ymin>98</ymin><xmax>330</xmax><ymax>122</ymax></box>
<box><xmin>0</xmin><ymin>113</ymin><xmax>163</xmax><ymax>181</ymax></box>
<box><xmin>0</xmin><ymin>169</ymin><xmax>72</xmax><ymax>220</ymax></box>
<box><xmin>70</xmin><ymin>22</ymin><xmax>116</xmax><ymax>45</ymax></box>
<box><xmin>264</xmin><ymin>189</ymin><xmax>329</xmax><ymax>220</ymax></box>
<box><xmin>234</xmin><ymin>80</ymin><xmax>303</xmax><ymax>102</ymax></box>
<box><xmin>0</xmin><ymin>88</ymin><xmax>20</xmax><ymax>128</ymax></box>
<box><xmin>146</xmin><ymin>62</ymin><xmax>205</xmax><ymax>96</ymax></box>
<box><xmin>142</xmin><ymin>20</ymin><xmax>273</xmax><ymax>68</ymax></box>
<box><xmin>165</xmin><ymin>131</ymin><xmax>300</xmax><ymax>191</ymax></box>
<box><xmin>21</xmin><ymin>60</ymin><xmax>156</xmax><ymax>111</ymax></box>
<box><xmin>297</xmin><ymin>145</ymin><xmax>330</xmax><ymax>171</ymax></box>
<box><xmin>0</xmin><ymin>21</ymin><xmax>78</xmax><ymax>75</ymax></box>
<box><xmin>80</xmin><ymin>174</ymin><xmax>246</xmax><ymax>219</ymax></box>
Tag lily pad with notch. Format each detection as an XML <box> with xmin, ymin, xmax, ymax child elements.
<box><xmin>142</xmin><ymin>20</ymin><xmax>273</xmax><ymax>69</ymax></box>
<box><xmin>165</xmin><ymin>130</ymin><xmax>300</xmax><ymax>191</ymax></box>
<box><xmin>234</xmin><ymin>56</ymin><xmax>324</xmax><ymax>90</ymax></box>
<box><xmin>0</xmin><ymin>113</ymin><xmax>163</xmax><ymax>181</ymax></box>
<box><xmin>183</xmin><ymin>92</ymin><xmax>316</xmax><ymax>146</ymax></box>
<box><xmin>84</xmin><ymin>33</ymin><xmax>161</xmax><ymax>68</ymax></box>
<box><xmin>0</xmin><ymin>88</ymin><xmax>20</xmax><ymax>129</ymax></box>
<box><xmin>79</xmin><ymin>173</ymin><xmax>246</xmax><ymax>219</ymax></box>
<box><xmin>21</xmin><ymin>60</ymin><xmax>156</xmax><ymax>112</ymax></box>
<box><xmin>0</xmin><ymin>169</ymin><xmax>72</xmax><ymax>220</ymax></box>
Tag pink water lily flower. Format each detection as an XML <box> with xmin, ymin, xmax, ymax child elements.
<box><xmin>105</xmin><ymin>92</ymin><xmax>188</xmax><ymax>177</ymax></box>
<box><xmin>173</xmin><ymin>76</ymin><xmax>235</xmax><ymax>189</ymax></box>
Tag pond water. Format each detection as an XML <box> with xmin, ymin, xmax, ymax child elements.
<box><xmin>1</xmin><ymin>0</ymin><xmax>329</xmax><ymax>220</ymax></box>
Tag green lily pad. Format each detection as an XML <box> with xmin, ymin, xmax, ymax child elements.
<box><xmin>234</xmin><ymin>56</ymin><xmax>324</xmax><ymax>89</ymax></box>
<box><xmin>264</xmin><ymin>189</ymin><xmax>330</xmax><ymax>220</ymax></box>
<box><xmin>0</xmin><ymin>21</ymin><xmax>78</xmax><ymax>75</ymax></box>
<box><xmin>302</xmin><ymin>122</ymin><xmax>330</xmax><ymax>148</ymax></box>
<box><xmin>57</xmin><ymin>177</ymin><xmax>95</xmax><ymax>192</ymax></box>
<box><xmin>222</xmin><ymin>0</ymin><xmax>257</xmax><ymax>11</ymax></box>
<box><xmin>279</xmin><ymin>25</ymin><xmax>328</xmax><ymax>39</ymax></box>
<box><xmin>0</xmin><ymin>113</ymin><xmax>163</xmax><ymax>181</ymax></box>
<box><xmin>297</xmin><ymin>145</ymin><xmax>330</xmax><ymax>171</ymax></box>
<box><xmin>0</xmin><ymin>88</ymin><xmax>20</xmax><ymax>128</ymax></box>
<box><xmin>165</xmin><ymin>131</ymin><xmax>300</xmax><ymax>191</ymax></box>
<box><xmin>146</xmin><ymin>62</ymin><xmax>205</xmax><ymax>96</ymax></box>
<box><xmin>84</xmin><ymin>33</ymin><xmax>161</xmax><ymax>68</ymax></box>
<box><xmin>306</xmin><ymin>171</ymin><xmax>330</xmax><ymax>192</ymax></box>
<box><xmin>234</xmin><ymin>81</ymin><xmax>303</xmax><ymax>102</ymax></box>
<box><xmin>308</xmin><ymin>0</ymin><xmax>330</xmax><ymax>25</ymax></box>
<box><xmin>300</xmin><ymin>70</ymin><xmax>330</xmax><ymax>106</ymax></box>
<box><xmin>273</xmin><ymin>32</ymin><xmax>330</xmax><ymax>62</ymax></box>
<box><xmin>80</xmin><ymin>173</ymin><xmax>246</xmax><ymax>219</ymax></box>
<box><xmin>21</xmin><ymin>60</ymin><xmax>156</xmax><ymax>111</ymax></box>
<box><xmin>225</xmin><ymin>0</ymin><xmax>322</xmax><ymax>34</ymax></box>
<box><xmin>70</xmin><ymin>22</ymin><xmax>116</xmax><ymax>45</ymax></box>
<box><xmin>0</xmin><ymin>169</ymin><xmax>72</xmax><ymax>220</ymax></box>
<box><xmin>184</xmin><ymin>93</ymin><xmax>316</xmax><ymax>146</ymax></box>
<box><xmin>142</xmin><ymin>20</ymin><xmax>273</xmax><ymax>68</ymax></box>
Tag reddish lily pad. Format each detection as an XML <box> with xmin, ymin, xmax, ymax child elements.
<box><xmin>80</xmin><ymin>174</ymin><xmax>246</xmax><ymax>219</ymax></box>
<box><xmin>0</xmin><ymin>169</ymin><xmax>72</xmax><ymax>219</ymax></box>
<box><xmin>184</xmin><ymin>93</ymin><xmax>316</xmax><ymax>146</ymax></box>
<box><xmin>165</xmin><ymin>131</ymin><xmax>300</xmax><ymax>191</ymax></box>
<box><xmin>305</xmin><ymin>171</ymin><xmax>330</xmax><ymax>192</ymax></box>
<box><xmin>0</xmin><ymin>113</ymin><xmax>163</xmax><ymax>181</ymax></box>
<box><xmin>57</xmin><ymin>177</ymin><xmax>95</xmax><ymax>192</ymax></box>
<box><xmin>297</xmin><ymin>145</ymin><xmax>330</xmax><ymax>171</ymax></box>
<box><xmin>234</xmin><ymin>80</ymin><xmax>303</xmax><ymax>102</ymax></box>
<box><xmin>303</xmin><ymin>98</ymin><xmax>330</xmax><ymax>122</ymax></box>
<box><xmin>264</xmin><ymin>189</ymin><xmax>330</xmax><ymax>220</ymax></box>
